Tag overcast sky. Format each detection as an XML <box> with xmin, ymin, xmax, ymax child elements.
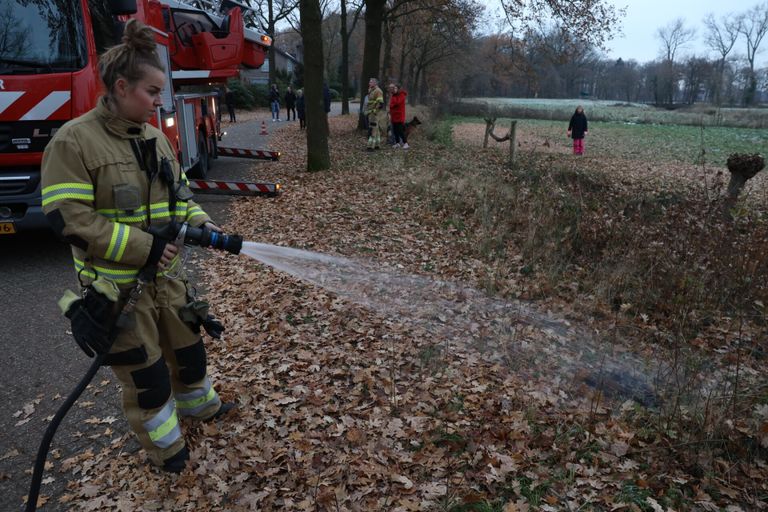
<box><xmin>482</xmin><ymin>0</ymin><xmax>762</xmax><ymax>65</ymax></box>
<box><xmin>605</xmin><ymin>0</ymin><xmax>757</xmax><ymax>64</ymax></box>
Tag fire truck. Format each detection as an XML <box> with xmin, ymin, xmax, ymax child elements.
<box><xmin>0</xmin><ymin>0</ymin><xmax>271</xmax><ymax>234</ymax></box>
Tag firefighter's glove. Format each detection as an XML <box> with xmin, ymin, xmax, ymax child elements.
<box><xmin>58</xmin><ymin>278</ymin><xmax>120</xmax><ymax>357</ymax></box>
<box><xmin>179</xmin><ymin>300</ymin><xmax>225</xmax><ymax>339</ymax></box>
<box><xmin>202</xmin><ymin>315</ymin><xmax>225</xmax><ymax>339</ymax></box>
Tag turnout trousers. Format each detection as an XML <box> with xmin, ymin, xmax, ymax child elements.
<box><xmin>106</xmin><ymin>277</ymin><xmax>222</xmax><ymax>466</ymax></box>
<box><xmin>367</xmin><ymin>111</ymin><xmax>387</xmax><ymax>149</ymax></box>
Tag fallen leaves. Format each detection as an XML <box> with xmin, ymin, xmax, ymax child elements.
<box><xmin>44</xmin><ymin>114</ymin><xmax>768</xmax><ymax>511</ymax></box>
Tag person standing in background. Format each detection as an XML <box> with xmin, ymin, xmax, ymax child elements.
<box><xmin>365</xmin><ymin>78</ymin><xmax>385</xmax><ymax>151</ymax></box>
<box><xmin>567</xmin><ymin>105</ymin><xmax>588</xmax><ymax>155</ymax></box>
<box><xmin>284</xmin><ymin>86</ymin><xmax>296</xmax><ymax>121</ymax></box>
<box><xmin>269</xmin><ymin>84</ymin><xmax>280</xmax><ymax>121</ymax></box>
<box><xmin>322</xmin><ymin>83</ymin><xmax>331</xmax><ymax>116</ymax></box>
<box><xmin>296</xmin><ymin>89</ymin><xmax>306</xmax><ymax>129</ymax></box>
<box><xmin>225</xmin><ymin>87</ymin><xmax>236</xmax><ymax>123</ymax></box>
<box><xmin>388</xmin><ymin>83</ymin><xmax>409</xmax><ymax>149</ymax></box>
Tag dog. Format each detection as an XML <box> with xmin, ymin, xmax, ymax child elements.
<box><xmin>404</xmin><ymin>116</ymin><xmax>422</xmax><ymax>138</ymax></box>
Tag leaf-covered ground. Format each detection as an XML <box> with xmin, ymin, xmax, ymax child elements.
<box><xmin>50</xmin><ymin>115</ymin><xmax>767</xmax><ymax>511</ymax></box>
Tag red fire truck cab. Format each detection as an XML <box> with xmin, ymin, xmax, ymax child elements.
<box><xmin>0</xmin><ymin>0</ymin><xmax>269</xmax><ymax>234</ymax></box>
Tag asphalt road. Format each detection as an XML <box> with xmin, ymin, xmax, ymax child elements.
<box><xmin>0</xmin><ymin>116</ymin><xmax>278</xmax><ymax>511</ymax></box>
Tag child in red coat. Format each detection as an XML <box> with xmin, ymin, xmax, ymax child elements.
<box><xmin>388</xmin><ymin>84</ymin><xmax>409</xmax><ymax>149</ymax></box>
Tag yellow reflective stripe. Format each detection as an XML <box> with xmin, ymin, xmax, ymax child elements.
<box><xmin>115</xmin><ymin>225</ymin><xmax>130</xmax><ymax>261</ymax></box>
<box><xmin>150</xmin><ymin>202</ymin><xmax>187</xmax><ymax>219</ymax></box>
<box><xmin>106</xmin><ymin>224</ymin><xmax>119</xmax><ymax>259</ymax></box>
<box><xmin>187</xmin><ymin>205</ymin><xmax>206</xmax><ymax>221</ymax></box>
<box><xmin>144</xmin><ymin>401</ymin><xmax>182</xmax><ymax>448</ymax></box>
<box><xmin>42</xmin><ymin>183</ymin><xmax>93</xmax><ymax>194</ymax></box>
<box><xmin>41</xmin><ymin>183</ymin><xmax>94</xmax><ymax>206</ymax></box>
<box><xmin>148</xmin><ymin>410</ymin><xmax>179</xmax><ymax>442</ymax></box>
<box><xmin>117</xmin><ymin>212</ymin><xmax>147</xmax><ymax>223</ymax></box>
<box><xmin>97</xmin><ymin>206</ymin><xmax>149</xmax><ymax>223</ymax></box>
<box><xmin>73</xmin><ymin>258</ymin><xmax>139</xmax><ymax>284</ymax></box>
<box><xmin>176</xmin><ymin>387</ymin><xmax>216</xmax><ymax>411</ymax></box>
<box><xmin>96</xmin><ymin>209</ymin><xmax>119</xmax><ymax>220</ymax></box>
<box><xmin>75</xmin><ymin>265</ymin><xmax>97</xmax><ymax>280</ymax></box>
<box><xmin>105</xmin><ymin>223</ymin><xmax>129</xmax><ymax>261</ymax></box>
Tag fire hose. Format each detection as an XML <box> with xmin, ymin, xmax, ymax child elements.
<box><xmin>25</xmin><ymin>223</ymin><xmax>242</xmax><ymax>511</ymax></box>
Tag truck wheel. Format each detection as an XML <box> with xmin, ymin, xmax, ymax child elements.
<box><xmin>190</xmin><ymin>136</ymin><xmax>209</xmax><ymax>179</ymax></box>
<box><xmin>210</xmin><ymin>135</ymin><xmax>218</xmax><ymax>162</ymax></box>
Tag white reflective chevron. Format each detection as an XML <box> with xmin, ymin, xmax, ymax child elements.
<box><xmin>0</xmin><ymin>91</ymin><xmax>24</xmax><ymax>115</ymax></box>
<box><xmin>20</xmin><ymin>91</ymin><xmax>71</xmax><ymax>120</ymax></box>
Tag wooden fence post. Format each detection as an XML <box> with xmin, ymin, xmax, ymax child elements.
<box><xmin>508</xmin><ymin>120</ymin><xmax>517</xmax><ymax>166</ymax></box>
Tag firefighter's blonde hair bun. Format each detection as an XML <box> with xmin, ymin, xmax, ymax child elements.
<box><xmin>100</xmin><ymin>19</ymin><xmax>165</xmax><ymax>99</ymax></box>
<box><xmin>121</xmin><ymin>18</ymin><xmax>157</xmax><ymax>53</ymax></box>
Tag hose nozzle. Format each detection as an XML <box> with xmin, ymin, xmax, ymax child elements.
<box><xmin>184</xmin><ymin>225</ymin><xmax>242</xmax><ymax>254</ymax></box>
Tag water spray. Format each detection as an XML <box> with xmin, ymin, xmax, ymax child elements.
<box><xmin>237</xmin><ymin>242</ymin><xmax>660</xmax><ymax>407</ymax></box>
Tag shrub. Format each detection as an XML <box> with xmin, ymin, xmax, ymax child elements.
<box><xmin>248</xmin><ymin>83</ymin><xmax>270</xmax><ymax>108</ymax></box>
<box><xmin>227</xmin><ymin>79</ymin><xmax>254</xmax><ymax>109</ymax></box>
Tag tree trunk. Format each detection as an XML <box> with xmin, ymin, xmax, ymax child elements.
<box><xmin>300</xmin><ymin>0</ymin><xmax>330</xmax><ymax>171</ymax></box>
<box><xmin>397</xmin><ymin>24</ymin><xmax>407</xmax><ymax>86</ymax></box>
<box><xmin>405</xmin><ymin>61</ymin><xmax>416</xmax><ymax>101</ymax></box>
<box><xmin>380</xmin><ymin>19</ymin><xmax>393</xmax><ymax>84</ymax></box>
<box><xmin>339</xmin><ymin>0</ymin><xmax>350</xmax><ymax>115</ymax></box>
<box><xmin>744</xmin><ymin>70</ymin><xmax>758</xmax><ymax>106</ymax></box>
<box><xmin>410</xmin><ymin>66</ymin><xmax>421</xmax><ymax>106</ymax></box>
<box><xmin>358</xmin><ymin>0</ymin><xmax>386</xmax><ymax>129</ymax></box>
<box><xmin>418</xmin><ymin>64</ymin><xmax>428</xmax><ymax>104</ymax></box>
<box><xmin>267</xmin><ymin>0</ymin><xmax>276</xmax><ymax>86</ymax></box>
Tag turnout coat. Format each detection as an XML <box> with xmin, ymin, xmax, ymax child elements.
<box><xmin>41</xmin><ymin>98</ymin><xmax>211</xmax><ymax>287</ymax></box>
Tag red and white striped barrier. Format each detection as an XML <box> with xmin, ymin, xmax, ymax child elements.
<box><xmin>217</xmin><ymin>146</ymin><xmax>280</xmax><ymax>161</ymax></box>
<box><xmin>188</xmin><ymin>179</ymin><xmax>281</xmax><ymax>197</ymax></box>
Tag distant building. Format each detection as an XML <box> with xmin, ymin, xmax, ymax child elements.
<box><xmin>241</xmin><ymin>46</ymin><xmax>300</xmax><ymax>84</ymax></box>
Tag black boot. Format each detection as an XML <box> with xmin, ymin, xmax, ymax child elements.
<box><xmin>206</xmin><ymin>401</ymin><xmax>235</xmax><ymax>421</ymax></box>
<box><xmin>162</xmin><ymin>446</ymin><xmax>189</xmax><ymax>473</ymax></box>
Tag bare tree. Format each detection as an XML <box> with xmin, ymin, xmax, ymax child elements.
<box><xmin>357</xmin><ymin>0</ymin><xmax>387</xmax><ymax>128</ymax></box>
<box><xmin>656</xmin><ymin>18</ymin><xmax>696</xmax><ymax>63</ymax></box>
<box><xmin>339</xmin><ymin>0</ymin><xmax>364</xmax><ymax>114</ymax></box>
<box><xmin>655</xmin><ymin>18</ymin><xmax>695</xmax><ymax>104</ymax></box>
<box><xmin>738</xmin><ymin>2</ymin><xmax>768</xmax><ymax>105</ymax></box>
<box><xmin>501</xmin><ymin>0</ymin><xmax>624</xmax><ymax>50</ymax></box>
<box><xmin>704</xmin><ymin>12</ymin><xmax>742</xmax><ymax>105</ymax></box>
<box><xmin>300</xmin><ymin>0</ymin><xmax>331</xmax><ymax>170</ymax></box>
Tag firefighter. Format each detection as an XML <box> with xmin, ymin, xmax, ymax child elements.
<box><xmin>366</xmin><ymin>78</ymin><xmax>386</xmax><ymax>151</ymax></box>
<box><xmin>40</xmin><ymin>19</ymin><xmax>233</xmax><ymax>473</ymax></box>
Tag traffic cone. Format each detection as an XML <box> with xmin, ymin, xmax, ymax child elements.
<box><xmin>260</xmin><ymin>121</ymin><xmax>268</xmax><ymax>135</ymax></box>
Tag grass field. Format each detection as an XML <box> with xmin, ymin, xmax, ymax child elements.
<box><xmin>457</xmin><ymin>97</ymin><xmax>768</xmax><ymax>128</ymax></box>
<box><xmin>449</xmin><ymin>116</ymin><xmax>768</xmax><ymax>168</ymax></box>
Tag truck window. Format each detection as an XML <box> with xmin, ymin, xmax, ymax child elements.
<box><xmin>0</xmin><ymin>0</ymin><xmax>86</xmax><ymax>70</ymax></box>
<box><xmin>172</xmin><ymin>10</ymin><xmax>217</xmax><ymax>46</ymax></box>
<box><xmin>87</xmin><ymin>0</ymin><xmax>118</xmax><ymax>55</ymax></box>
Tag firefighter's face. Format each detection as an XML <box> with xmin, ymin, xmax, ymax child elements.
<box><xmin>114</xmin><ymin>66</ymin><xmax>166</xmax><ymax>123</ymax></box>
